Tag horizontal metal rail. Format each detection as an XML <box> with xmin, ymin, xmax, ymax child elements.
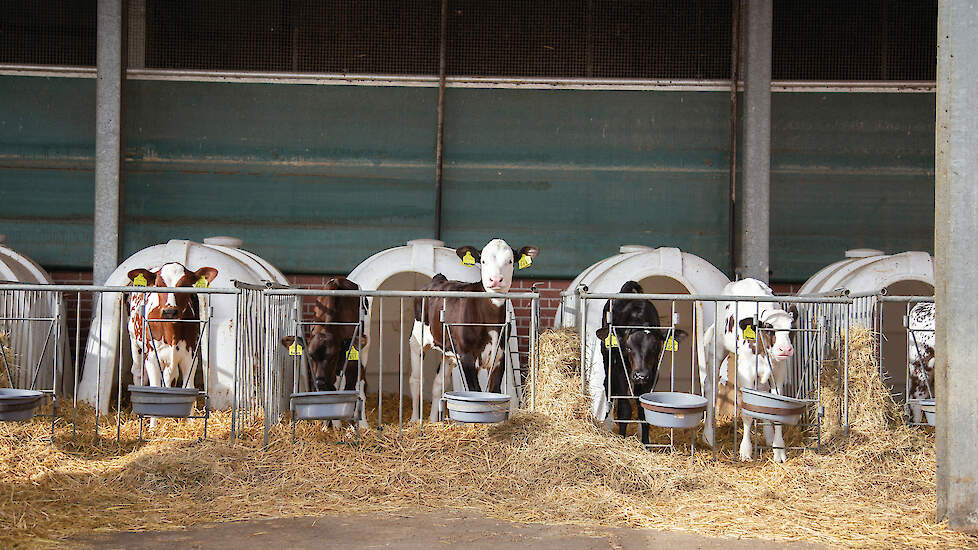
<box><xmin>878</xmin><ymin>295</ymin><xmax>935</xmax><ymax>303</ymax></box>
<box><xmin>265</xmin><ymin>288</ymin><xmax>538</xmax><ymax>300</ymax></box>
<box><xmin>0</xmin><ymin>282</ymin><xmax>239</xmax><ymax>294</ymax></box>
<box><xmin>580</xmin><ymin>291</ymin><xmax>852</xmax><ymax>304</ymax></box>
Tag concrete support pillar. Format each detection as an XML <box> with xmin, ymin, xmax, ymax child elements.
<box><xmin>739</xmin><ymin>0</ymin><xmax>771</xmax><ymax>282</ymax></box>
<box><xmin>94</xmin><ymin>0</ymin><xmax>127</xmax><ymax>285</ymax></box>
<box><xmin>935</xmin><ymin>0</ymin><xmax>978</xmax><ymax>531</ymax></box>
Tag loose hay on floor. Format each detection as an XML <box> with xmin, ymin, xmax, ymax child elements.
<box><xmin>0</xmin><ymin>327</ymin><xmax>973</xmax><ymax>549</ymax></box>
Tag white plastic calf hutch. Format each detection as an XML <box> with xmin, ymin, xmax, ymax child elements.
<box><xmin>347</xmin><ymin>239</ymin><xmax>524</xmax><ymax>415</ymax></box>
<box><xmin>555</xmin><ymin>245</ymin><xmax>731</xmax><ymax>421</ymax></box>
<box><xmin>0</xmin><ymin>236</ymin><xmax>72</xmax><ymax>395</ymax></box>
<box><xmin>797</xmin><ymin>249</ymin><xmax>934</xmax><ymax>397</ymax></box>
<box><xmin>77</xmin><ymin>238</ymin><xmax>291</xmax><ymax>413</ymax></box>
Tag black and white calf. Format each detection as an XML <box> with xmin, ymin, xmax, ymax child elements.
<box><xmin>596</xmin><ymin>280</ymin><xmax>687</xmax><ymax>445</ymax></box>
<box><xmin>409</xmin><ymin>238</ymin><xmax>539</xmax><ymax>422</ymax></box>
<box><xmin>699</xmin><ymin>278</ymin><xmax>798</xmax><ymax>462</ymax></box>
<box><xmin>907</xmin><ymin>302</ymin><xmax>935</xmax><ymax>423</ymax></box>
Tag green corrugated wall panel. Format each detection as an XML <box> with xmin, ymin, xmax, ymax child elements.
<box><xmin>770</xmin><ymin>93</ymin><xmax>935</xmax><ymax>281</ymax></box>
<box><xmin>440</xmin><ymin>88</ymin><xmax>731</xmax><ymax>278</ymax></box>
<box><xmin>0</xmin><ymin>75</ymin><xmax>935</xmax><ymax>281</ymax></box>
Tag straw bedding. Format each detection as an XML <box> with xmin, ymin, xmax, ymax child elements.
<box><xmin>0</xmin><ymin>327</ymin><xmax>974</xmax><ymax>549</ymax></box>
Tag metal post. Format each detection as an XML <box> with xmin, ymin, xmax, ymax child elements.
<box><xmin>739</xmin><ymin>0</ymin><xmax>771</xmax><ymax>282</ymax></box>
<box><xmin>433</xmin><ymin>0</ymin><xmax>448</xmax><ymax>240</ymax></box>
<box><xmin>936</xmin><ymin>0</ymin><xmax>978</xmax><ymax>529</ymax></box>
<box><xmin>94</xmin><ymin>0</ymin><xmax>127</xmax><ymax>285</ymax></box>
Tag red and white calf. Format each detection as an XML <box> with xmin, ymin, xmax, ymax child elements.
<box><xmin>699</xmin><ymin>278</ymin><xmax>798</xmax><ymax>462</ymax></box>
<box><xmin>409</xmin><ymin>238</ymin><xmax>539</xmax><ymax>422</ymax></box>
<box><xmin>126</xmin><ymin>263</ymin><xmax>218</xmax><ymax>393</ymax></box>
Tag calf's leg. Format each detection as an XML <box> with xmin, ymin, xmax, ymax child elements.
<box><xmin>408</xmin><ymin>328</ymin><xmax>424</xmax><ymax>422</ymax></box>
<box><xmin>739</xmin><ymin>413</ymin><xmax>754</xmax><ymax>461</ymax></box>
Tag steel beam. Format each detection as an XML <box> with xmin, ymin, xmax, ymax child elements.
<box><xmin>739</xmin><ymin>0</ymin><xmax>772</xmax><ymax>282</ymax></box>
<box><xmin>935</xmin><ymin>0</ymin><xmax>978</xmax><ymax>531</ymax></box>
<box><xmin>94</xmin><ymin>0</ymin><xmax>127</xmax><ymax>285</ymax></box>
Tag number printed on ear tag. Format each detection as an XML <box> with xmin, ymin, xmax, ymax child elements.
<box><xmin>742</xmin><ymin>325</ymin><xmax>756</xmax><ymax>341</ymax></box>
<box><xmin>461</xmin><ymin>251</ymin><xmax>476</xmax><ymax>266</ymax></box>
<box><xmin>132</xmin><ymin>274</ymin><xmax>148</xmax><ymax>287</ymax></box>
<box><xmin>346</xmin><ymin>347</ymin><xmax>359</xmax><ymax>361</ymax></box>
<box><xmin>194</xmin><ymin>277</ymin><xmax>209</xmax><ymax>288</ymax></box>
<box><xmin>518</xmin><ymin>254</ymin><xmax>532</xmax><ymax>269</ymax></box>
<box><xmin>605</xmin><ymin>333</ymin><xmax>619</xmax><ymax>348</ymax></box>
<box><xmin>289</xmin><ymin>342</ymin><xmax>303</xmax><ymax>356</ymax></box>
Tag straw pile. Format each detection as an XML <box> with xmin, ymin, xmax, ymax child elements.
<box><xmin>1</xmin><ymin>327</ymin><xmax>974</xmax><ymax>549</ymax></box>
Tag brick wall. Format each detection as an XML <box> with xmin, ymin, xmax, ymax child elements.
<box><xmin>49</xmin><ymin>271</ymin><xmax>94</xmax><ymax>357</ymax></box>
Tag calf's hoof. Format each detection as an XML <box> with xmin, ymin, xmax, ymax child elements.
<box><xmin>739</xmin><ymin>442</ymin><xmax>753</xmax><ymax>462</ymax></box>
<box><xmin>773</xmin><ymin>448</ymin><xmax>787</xmax><ymax>463</ymax></box>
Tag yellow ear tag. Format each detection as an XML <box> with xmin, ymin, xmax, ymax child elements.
<box><xmin>461</xmin><ymin>251</ymin><xmax>476</xmax><ymax>266</ymax></box>
<box><xmin>132</xmin><ymin>274</ymin><xmax>148</xmax><ymax>287</ymax></box>
<box><xmin>604</xmin><ymin>333</ymin><xmax>619</xmax><ymax>348</ymax></box>
<box><xmin>194</xmin><ymin>276</ymin><xmax>209</xmax><ymax>288</ymax></box>
<box><xmin>518</xmin><ymin>254</ymin><xmax>532</xmax><ymax>270</ymax></box>
<box><xmin>346</xmin><ymin>347</ymin><xmax>359</xmax><ymax>361</ymax></box>
<box><xmin>289</xmin><ymin>342</ymin><xmax>303</xmax><ymax>356</ymax></box>
<box><xmin>742</xmin><ymin>325</ymin><xmax>756</xmax><ymax>341</ymax></box>
<box><xmin>664</xmin><ymin>336</ymin><xmax>678</xmax><ymax>352</ymax></box>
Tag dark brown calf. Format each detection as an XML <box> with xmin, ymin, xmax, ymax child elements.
<box><xmin>413</xmin><ymin>274</ymin><xmax>508</xmax><ymax>395</ymax></box>
<box><xmin>281</xmin><ymin>277</ymin><xmax>366</xmax><ymax>392</ymax></box>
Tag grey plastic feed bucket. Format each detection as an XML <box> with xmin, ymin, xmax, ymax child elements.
<box><xmin>919</xmin><ymin>399</ymin><xmax>936</xmax><ymax>427</ymax></box>
<box><xmin>129</xmin><ymin>385</ymin><xmax>199</xmax><ymax>418</ymax></box>
<box><xmin>291</xmin><ymin>390</ymin><xmax>359</xmax><ymax>420</ymax></box>
<box><xmin>0</xmin><ymin>388</ymin><xmax>44</xmax><ymax>421</ymax></box>
<box><xmin>444</xmin><ymin>391</ymin><xmax>511</xmax><ymax>423</ymax></box>
<box><xmin>740</xmin><ymin>388</ymin><xmax>808</xmax><ymax>425</ymax></box>
<box><xmin>639</xmin><ymin>392</ymin><xmax>707</xmax><ymax>429</ymax></box>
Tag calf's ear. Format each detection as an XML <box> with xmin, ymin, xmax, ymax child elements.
<box><xmin>515</xmin><ymin>246</ymin><xmax>539</xmax><ymax>260</ymax></box>
<box><xmin>738</xmin><ymin>317</ymin><xmax>756</xmax><ymax>332</ymax></box>
<box><xmin>193</xmin><ymin>267</ymin><xmax>219</xmax><ymax>285</ymax></box>
<box><xmin>787</xmin><ymin>304</ymin><xmax>799</xmax><ymax>326</ymax></box>
<box><xmin>456</xmin><ymin>246</ymin><xmax>481</xmax><ymax>266</ymax></box>
<box><xmin>595</xmin><ymin>326</ymin><xmax>609</xmax><ymax>340</ymax></box>
<box><xmin>127</xmin><ymin>269</ymin><xmax>156</xmax><ymax>287</ymax></box>
<box><xmin>281</xmin><ymin>336</ymin><xmax>295</xmax><ymax>348</ymax></box>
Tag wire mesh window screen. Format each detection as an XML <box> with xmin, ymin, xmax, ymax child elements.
<box><xmin>0</xmin><ymin>1</ymin><xmax>937</xmax><ymax>83</ymax></box>
<box><xmin>773</xmin><ymin>0</ymin><xmax>937</xmax><ymax>81</ymax></box>
<box><xmin>447</xmin><ymin>0</ymin><xmax>732</xmax><ymax>80</ymax></box>
<box><xmin>0</xmin><ymin>1</ymin><xmax>97</xmax><ymax>67</ymax></box>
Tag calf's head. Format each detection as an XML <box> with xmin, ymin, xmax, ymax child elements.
<box><xmin>741</xmin><ymin>305</ymin><xmax>798</xmax><ymax>361</ymax></box>
<box><xmin>455</xmin><ymin>239</ymin><xmax>539</xmax><ymax>294</ymax></box>
<box><xmin>128</xmin><ymin>263</ymin><xmax>219</xmax><ymax>320</ymax></box>
<box><xmin>597</xmin><ymin>325</ymin><xmax>689</xmax><ymax>386</ymax></box>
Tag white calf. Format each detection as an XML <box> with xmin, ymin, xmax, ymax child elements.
<box><xmin>699</xmin><ymin>278</ymin><xmax>797</xmax><ymax>462</ymax></box>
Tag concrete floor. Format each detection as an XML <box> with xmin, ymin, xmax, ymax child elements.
<box><xmin>68</xmin><ymin>510</ymin><xmax>826</xmax><ymax>550</ymax></box>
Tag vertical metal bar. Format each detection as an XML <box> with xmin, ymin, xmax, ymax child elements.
<box><xmin>94</xmin><ymin>292</ymin><xmax>103</xmax><ymax>442</ymax></box>
<box><xmin>728</xmin><ymin>0</ymin><xmax>741</xmax><ymax>278</ymax></box>
<box><xmin>117</xmin><ymin>294</ymin><xmax>123</xmax><ymax>446</ymax></box>
<box><xmin>94</xmin><ymin>0</ymin><xmax>126</xmax><ymax>285</ymax></box>
<box><xmin>433</xmin><ymin>0</ymin><xmax>448</xmax><ymax>240</ymax></box>
<box><xmin>579</xmin><ymin>291</ymin><xmax>587</xmax><ymax>395</ymax></box>
<box><xmin>740</xmin><ymin>0</ymin><xmax>772</xmax><ymax>281</ymax></box>
<box><xmin>399</xmin><ymin>297</ymin><xmax>404</xmax><ymax>434</ymax></box>
<box><xmin>378</xmin><ymin>297</ymin><xmax>384</xmax><ymax>433</ymax></box>
<box><xmin>73</xmin><ymin>291</ymin><xmax>80</xmax><ymax>440</ymax></box>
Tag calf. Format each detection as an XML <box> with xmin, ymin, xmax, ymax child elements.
<box><xmin>282</xmin><ymin>277</ymin><xmax>366</xmax><ymax>393</ymax></box>
<box><xmin>281</xmin><ymin>277</ymin><xmax>368</xmax><ymax>428</ymax></box>
<box><xmin>126</xmin><ymin>263</ymin><xmax>219</xmax><ymax>405</ymax></box>
<box><xmin>699</xmin><ymin>278</ymin><xmax>798</xmax><ymax>462</ymax></box>
<box><xmin>595</xmin><ymin>281</ymin><xmax>687</xmax><ymax>445</ymax></box>
<box><xmin>409</xmin><ymin>238</ymin><xmax>539</xmax><ymax>422</ymax></box>
<box><xmin>907</xmin><ymin>302</ymin><xmax>935</xmax><ymax>423</ymax></box>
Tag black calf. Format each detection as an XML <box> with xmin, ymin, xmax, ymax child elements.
<box><xmin>596</xmin><ymin>281</ymin><xmax>688</xmax><ymax>445</ymax></box>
